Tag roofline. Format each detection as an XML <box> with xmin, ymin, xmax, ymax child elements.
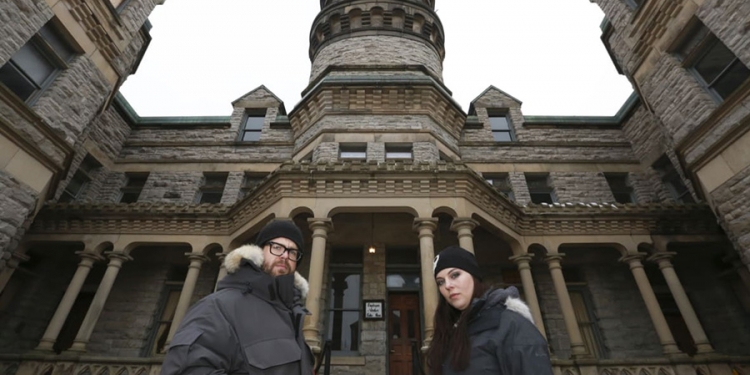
<box><xmin>113</xmin><ymin>93</ymin><xmax>231</xmax><ymax>127</ymax></box>
<box><xmin>522</xmin><ymin>91</ymin><xmax>639</xmax><ymax>127</ymax></box>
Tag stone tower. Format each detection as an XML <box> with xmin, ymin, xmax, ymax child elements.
<box><xmin>290</xmin><ymin>0</ymin><xmax>463</xmax><ymax>165</ymax></box>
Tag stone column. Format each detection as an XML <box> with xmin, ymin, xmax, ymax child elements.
<box><xmin>620</xmin><ymin>253</ymin><xmax>682</xmax><ymax>355</ymax></box>
<box><xmin>509</xmin><ymin>254</ymin><xmax>546</xmax><ymax>338</ymax></box>
<box><xmin>165</xmin><ymin>253</ymin><xmax>210</xmax><ymax>347</ymax></box>
<box><xmin>214</xmin><ymin>252</ymin><xmax>228</xmax><ymax>291</ymax></box>
<box><xmin>303</xmin><ymin>218</ymin><xmax>333</xmax><ymax>352</ymax></box>
<box><xmin>648</xmin><ymin>252</ymin><xmax>714</xmax><ymax>354</ymax></box>
<box><xmin>68</xmin><ymin>251</ymin><xmax>132</xmax><ymax>352</ymax></box>
<box><xmin>0</xmin><ymin>252</ymin><xmax>29</xmax><ymax>295</ymax></box>
<box><xmin>413</xmin><ymin>217</ymin><xmax>439</xmax><ymax>350</ymax></box>
<box><xmin>35</xmin><ymin>251</ymin><xmax>103</xmax><ymax>351</ymax></box>
<box><xmin>449</xmin><ymin>218</ymin><xmax>479</xmax><ymax>253</ymax></box>
<box><xmin>544</xmin><ymin>254</ymin><xmax>587</xmax><ymax>357</ymax></box>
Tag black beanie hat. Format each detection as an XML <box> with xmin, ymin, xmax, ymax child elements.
<box><xmin>433</xmin><ymin>245</ymin><xmax>482</xmax><ymax>281</ymax></box>
<box><xmin>256</xmin><ymin>220</ymin><xmax>304</xmax><ymax>256</ymax></box>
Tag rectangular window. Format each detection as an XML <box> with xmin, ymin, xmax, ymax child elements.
<box><xmin>604</xmin><ymin>173</ymin><xmax>635</xmax><ymax>204</ymax></box>
<box><xmin>59</xmin><ymin>155</ymin><xmax>101</xmax><ymax>203</ymax></box>
<box><xmin>197</xmin><ymin>172</ymin><xmax>228</xmax><ymax>204</ymax></box>
<box><xmin>625</xmin><ymin>0</ymin><xmax>644</xmax><ymax>9</ymax></box>
<box><xmin>119</xmin><ymin>172</ymin><xmax>149</xmax><ymax>203</ymax></box>
<box><xmin>484</xmin><ymin>173</ymin><xmax>515</xmax><ymax>200</ymax></box>
<box><xmin>652</xmin><ymin>155</ymin><xmax>694</xmax><ymax>203</ymax></box>
<box><xmin>385</xmin><ymin>144</ymin><xmax>413</xmax><ymax>160</ymax></box>
<box><xmin>239</xmin><ymin>172</ymin><xmax>267</xmax><ymax>199</ymax></box>
<box><xmin>151</xmin><ymin>286</ymin><xmax>182</xmax><ymax>355</ymax></box>
<box><xmin>0</xmin><ymin>20</ymin><xmax>76</xmax><ymax>103</ymax></box>
<box><xmin>569</xmin><ymin>288</ymin><xmax>607</xmax><ymax>359</ymax></box>
<box><xmin>525</xmin><ymin>173</ymin><xmax>556</xmax><ymax>204</ymax></box>
<box><xmin>488</xmin><ymin>112</ymin><xmax>515</xmax><ymax>142</ymax></box>
<box><xmin>674</xmin><ymin>19</ymin><xmax>750</xmax><ymax>101</ymax></box>
<box><xmin>339</xmin><ymin>144</ymin><xmax>367</xmax><ymax>160</ymax></box>
<box><xmin>239</xmin><ymin>112</ymin><xmax>265</xmax><ymax>142</ymax></box>
<box><xmin>327</xmin><ymin>248</ymin><xmax>363</xmax><ymax>354</ymax></box>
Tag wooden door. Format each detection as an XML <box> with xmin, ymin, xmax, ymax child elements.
<box><xmin>388</xmin><ymin>293</ymin><xmax>421</xmax><ymax>375</ymax></box>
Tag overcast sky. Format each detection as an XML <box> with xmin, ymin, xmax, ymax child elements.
<box><xmin>119</xmin><ymin>0</ymin><xmax>633</xmax><ymax>117</ymax></box>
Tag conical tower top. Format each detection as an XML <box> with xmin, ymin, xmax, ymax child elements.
<box><xmin>309</xmin><ymin>0</ymin><xmax>445</xmax><ymax>82</ymax></box>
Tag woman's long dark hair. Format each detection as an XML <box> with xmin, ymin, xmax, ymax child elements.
<box><xmin>427</xmin><ymin>276</ymin><xmax>490</xmax><ymax>375</ymax></box>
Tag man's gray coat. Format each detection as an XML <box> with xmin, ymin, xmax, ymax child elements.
<box><xmin>160</xmin><ymin>245</ymin><xmax>314</xmax><ymax>375</ymax></box>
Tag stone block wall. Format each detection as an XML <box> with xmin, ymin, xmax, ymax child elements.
<box><xmin>673</xmin><ymin>246</ymin><xmax>750</xmax><ymax>355</ymax></box>
<box><xmin>0</xmin><ymin>172</ymin><xmax>37</xmax><ymax>268</ymax></box>
<box><xmin>711</xmin><ymin>169</ymin><xmax>750</xmax><ymax>265</ymax></box>
<box><xmin>549</xmin><ymin>172</ymin><xmax>615</xmax><ymax>203</ymax></box>
<box><xmin>509</xmin><ymin>172</ymin><xmax>531</xmax><ymax>206</ymax></box>
<box><xmin>96</xmin><ymin>172</ymin><xmax>129</xmax><ymax>203</ymax></box>
<box><xmin>137</xmin><ymin>172</ymin><xmax>203</xmax><ymax>203</ymax></box>
<box><xmin>0</xmin><ymin>0</ymin><xmax>53</xmax><ymax>66</ymax></box>
<box><xmin>413</xmin><ymin>142</ymin><xmax>437</xmax><ymax>164</ymax></box>
<box><xmin>366</xmin><ymin>142</ymin><xmax>385</xmax><ymax>162</ymax></box>
<box><xmin>118</xmin><ymin>144</ymin><xmax>294</xmax><ymax>162</ymax></box>
<box><xmin>460</xmin><ymin>145</ymin><xmax>636</xmax><ymax>163</ymax></box>
<box><xmin>313</xmin><ymin>142</ymin><xmax>339</xmax><ymax>164</ymax></box>
<box><xmin>360</xmin><ymin>246</ymin><xmax>386</xmax><ymax>375</ymax></box>
<box><xmin>86</xmin><ymin>106</ymin><xmax>133</xmax><ymax>161</ymax></box>
<box><xmin>220</xmin><ymin>172</ymin><xmax>244</xmax><ymax>205</ymax></box>
<box><xmin>0</xmin><ymin>249</ymin><xmax>78</xmax><ymax>353</ymax></box>
<box><xmin>533</xmin><ymin>268</ymin><xmax>570</xmax><ymax>359</ymax></box>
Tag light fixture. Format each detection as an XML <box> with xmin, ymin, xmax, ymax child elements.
<box><xmin>368</xmin><ymin>213</ymin><xmax>376</xmax><ymax>254</ymax></box>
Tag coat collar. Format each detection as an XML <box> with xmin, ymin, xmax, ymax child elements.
<box><xmin>223</xmin><ymin>244</ymin><xmax>309</xmax><ymax>300</ymax></box>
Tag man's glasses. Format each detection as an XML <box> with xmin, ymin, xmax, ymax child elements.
<box><xmin>267</xmin><ymin>241</ymin><xmax>303</xmax><ymax>262</ymax></box>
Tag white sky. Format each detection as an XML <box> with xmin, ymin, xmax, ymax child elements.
<box><xmin>120</xmin><ymin>0</ymin><xmax>634</xmax><ymax>117</ymax></box>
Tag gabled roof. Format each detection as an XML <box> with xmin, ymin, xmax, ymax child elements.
<box><xmin>231</xmin><ymin>85</ymin><xmax>287</xmax><ymax>115</ymax></box>
<box><xmin>468</xmin><ymin>85</ymin><xmax>523</xmax><ymax>115</ymax></box>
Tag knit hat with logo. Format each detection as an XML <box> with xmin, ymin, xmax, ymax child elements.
<box><xmin>433</xmin><ymin>245</ymin><xmax>482</xmax><ymax>281</ymax></box>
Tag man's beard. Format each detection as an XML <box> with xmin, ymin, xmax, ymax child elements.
<box><xmin>262</xmin><ymin>259</ymin><xmax>291</xmax><ymax>276</ymax></box>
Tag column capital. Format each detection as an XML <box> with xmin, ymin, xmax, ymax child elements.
<box><xmin>544</xmin><ymin>253</ymin><xmax>565</xmax><ymax>263</ymax></box>
<box><xmin>216</xmin><ymin>252</ymin><xmax>229</xmax><ymax>262</ymax></box>
<box><xmin>75</xmin><ymin>251</ymin><xmax>104</xmax><ymax>265</ymax></box>
<box><xmin>104</xmin><ymin>251</ymin><xmax>132</xmax><ymax>264</ymax></box>
<box><xmin>449</xmin><ymin>217</ymin><xmax>479</xmax><ymax>232</ymax></box>
<box><xmin>307</xmin><ymin>218</ymin><xmax>333</xmax><ymax>234</ymax></box>
<box><xmin>510</xmin><ymin>254</ymin><xmax>534</xmax><ymax>266</ymax></box>
<box><xmin>647</xmin><ymin>251</ymin><xmax>677</xmax><ymax>265</ymax></box>
<box><xmin>185</xmin><ymin>253</ymin><xmax>210</xmax><ymax>264</ymax></box>
<box><xmin>619</xmin><ymin>252</ymin><xmax>647</xmax><ymax>265</ymax></box>
<box><xmin>413</xmin><ymin>217</ymin><xmax>438</xmax><ymax>232</ymax></box>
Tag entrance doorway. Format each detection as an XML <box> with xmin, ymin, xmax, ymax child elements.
<box><xmin>388</xmin><ymin>292</ymin><xmax>421</xmax><ymax>375</ymax></box>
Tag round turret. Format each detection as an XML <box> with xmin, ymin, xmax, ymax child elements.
<box><xmin>309</xmin><ymin>0</ymin><xmax>445</xmax><ymax>82</ymax></box>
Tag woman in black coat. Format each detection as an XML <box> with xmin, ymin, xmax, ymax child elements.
<box><xmin>428</xmin><ymin>245</ymin><xmax>554</xmax><ymax>375</ymax></box>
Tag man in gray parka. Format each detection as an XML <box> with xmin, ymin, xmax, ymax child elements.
<box><xmin>161</xmin><ymin>220</ymin><xmax>314</xmax><ymax>375</ymax></box>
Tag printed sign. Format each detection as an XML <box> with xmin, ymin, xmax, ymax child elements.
<box><xmin>363</xmin><ymin>299</ymin><xmax>384</xmax><ymax>320</ymax></box>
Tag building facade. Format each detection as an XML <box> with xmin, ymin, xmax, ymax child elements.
<box><xmin>0</xmin><ymin>0</ymin><xmax>749</xmax><ymax>375</ymax></box>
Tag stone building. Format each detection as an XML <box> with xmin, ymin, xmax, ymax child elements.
<box><xmin>0</xmin><ymin>0</ymin><xmax>749</xmax><ymax>374</ymax></box>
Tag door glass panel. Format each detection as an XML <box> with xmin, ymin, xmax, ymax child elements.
<box><xmin>407</xmin><ymin>310</ymin><xmax>415</xmax><ymax>339</ymax></box>
<box><xmin>391</xmin><ymin>310</ymin><xmax>401</xmax><ymax>339</ymax></box>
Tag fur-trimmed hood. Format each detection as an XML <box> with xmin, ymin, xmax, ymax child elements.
<box><xmin>222</xmin><ymin>244</ymin><xmax>309</xmax><ymax>300</ymax></box>
<box><xmin>473</xmin><ymin>286</ymin><xmax>534</xmax><ymax>324</ymax></box>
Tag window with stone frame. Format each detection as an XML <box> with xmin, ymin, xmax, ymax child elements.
<box><xmin>652</xmin><ymin>155</ymin><xmax>694</xmax><ymax>203</ymax></box>
<box><xmin>604</xmin><ymin>173</ymin><xmax>635</xmax><ymax>204</ymax></box>
<box><xmin>59</xmin><ymin>155</ymin><xmax>101</xmax><ymax>203</ymax></box>
<box><xmin>119</xmin><ymin>172</ymin><xmax>149</xmax><ymax>203</ymax></box>
<box><xmin>150</xmin><ymin>285</ymin><xmax>182</xmax><ymax>355</ymax></box>
<box><xmin>339</xmin><ymin>143</ymin><xmax>367</xmax><ymax>160</ymax></box>
<box><xmin>0</xmin><ymin>19</ymin><xmax>77</xmax><ymax>104</ymax></box>
<box><xmin>385</xmin><ymin>143</ymin><xmax>413</xmax><ymax>160</ymax></box>
<box><xmin>108</xmin><ymin>0</ymin><xmax>132</xmax><ymax>13</ymax></box>
<box><xmin>673</xmin><ymin>18</ymin><xmax>750</xmax><ymax>102</ymax></box>
<box><xmin>238</xmin><ymin>111</ymin><xmax>265</xmax><ymax>142</ymax></box>
<box><xmin>488</xmin><ymin>110</ymin><xmax>515</xmax><ymax>142</ymax></box>
<box><xmin>196</xmin><ymin>172</ymin><xmax>228</xmax><ymax>204</ymax></box>
<box><xmin>484</xmin><ymin>173</ymin><xmax>515</xmax><ymax>201</ymax></box>
<box><xmin>326</xmin><ymin>247</ymin><xmax>363</xmax><ymax>354</ymax></box>
<box><xmin>525</xmin><ymin>173</ymin><xmax>556</xmax><ymax>204</ymax></box>
<box><xmin>238</xmin><ymin>172</ymin><xmax>267</xmax><ymax>199</ymax></box>
<box><xmin>625</xmin><ymin>0</ymin><xmax>644</xmax><ymax>10</ymax></box>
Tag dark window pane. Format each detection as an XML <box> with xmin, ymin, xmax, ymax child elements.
<box><xmin>243</xmin><ymin>116</ymin><xmax>264</xmax><ymax>130</ymax></box>
<box><xmin>204</xmin><ymin>174</ymin><xmax>227</xmax><ymax>187</ymax></box>
<box><xmin>330</xmin><ymin>248</ymin><xmax>363</xmax><ymax>264</ymax></box>
<box><xmin>493</xmin><ymin>131</ymin><xmax>512</xmax><ymax>142</ymax></box>
<box><xmin>386</xmin><ymin>247</ymin><xmax>419</xmax><ymax>264</ymax></box>
<box><xmin>613</xmin><ymin>192</ymin><xmax>634</xmax><ymax>204</ymax></box>
<box><xmin>39</xmin><ymin>24</ymin><xmax>76</xmax><ymax>62</ymax></box>
<box><xmin>489</xmin><ymin>116</ymin><xmax>509</xmax><ymax>130</ymax></box>
<box><xmin>391</xmin><ymin>310</ymin><xmax>401</xmax><ymax>339</ymax></box>
<box><xmin>12</xmin><ymin>43</ymin><xmax>56</xmax><ymax>86</ymax></box>
<box><xmin>327</xmin><ymin>310</ymin><xmax>360</xmax><ymax>351</ymax></box>
<box><xmin>242</xmin><ymin>130</ymin><xmax>261</xmax><ymax>142</ymax></box>
<box><xmin>530</xmin><ymin>193</ymin><xmax>554</xmax><ymax>204</ymax></box>
<box><xmin>329</xmin><ymin>273</ymin><xmax>360</xmax><ymax>309</ymax></box>
<box><xmin>0</xmin><ymin>63</ymin><xmax>36</xmax><ymax>100</ymax></box>
<box><xmin>199</xmin><ymin>192</ymin><xmax>223</xmax><ymax>204</ymax></box>
<box><xmin>694</xmin><ymin>41</ymin><xmax>736</xmax><ymax>85</ymax></box>
<box><xmin>120</xmin><ymin>192</ymin><xmax>140</xmax><ymax>203</ymax></box>
<box><xmin>125</xmin><ymin>174</ymin><xmax>148</xmax><ymax>187</ymax></box>
<box><xmin>676</xmin><ymin>24</ymin><xmax>709</xmax><ymax>60</ymax></box>
<box><xmin>713</xmin><ymin>60</ymin><xmax>750</xmax><ymax>99</ymax></box>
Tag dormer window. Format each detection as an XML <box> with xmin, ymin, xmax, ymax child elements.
<box><xmin>340</xmin><ymin>144</ymin><xmax>367</xmax><ymax>160</ymax></box>
<box><xmin>488</xmin><ymin>111</ymin><xmax>515</xmax><ymax>142</ymax></box>
<box><xmin>239</xmin><ymin>112</ymin><xmax>265</xmax><ymax>142</ymax></box>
